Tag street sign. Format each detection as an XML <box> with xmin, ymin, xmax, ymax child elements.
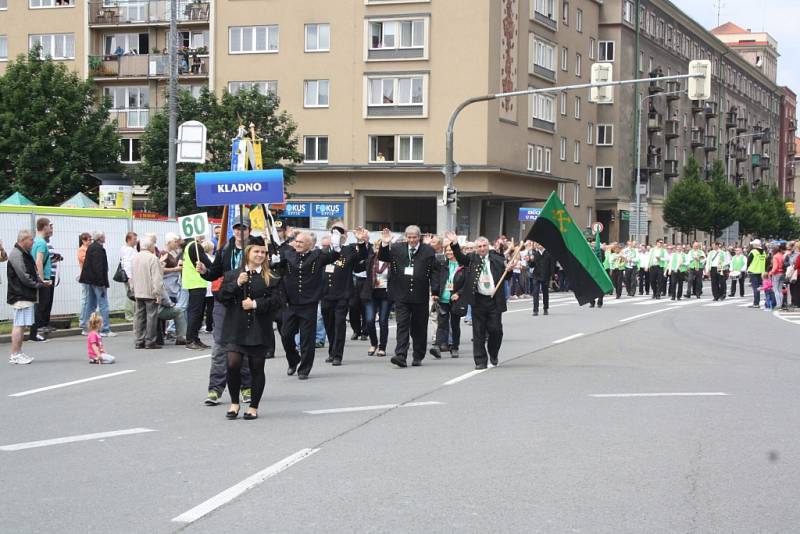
<box><xmin>590</xmin><ymin>63</ymin><xmax>613</xmax><ymax>103</ymax></box>
<box><xmin>591</xmin><ymin>222</ymin><xmax>604</xmax><ymax>234</ymax></box>
<box><xmin>311</xmin><ymin>202</ymin><xmax>345</xmax><ymax>219</ymax></box>
<box><xmin>518</xmin><ymin>207</ymin><xmax>542</xmax><ymax>222</ymax></box>
<box><xmin>284</xmin><ymin>202</ymin><xmax>311</xmax><ymax>218</ymax></box>
<box><xmin>177</xmin><ymin>120</ymin><xmax>207</xmax><ymax>164</ymax></box>
<box><xmin>195</xmin><ymin>169</ymin><xmax>284</xmax><ymax>207</ymax></box>
<box><xmin>178</xmin><ymin>212</ymin><xmax>209</xmax><ymax>239</ymax></box>
<box><xmin>688</xmin><ymin>60</ymin><xmax>712</xmax><ymax>100</ymax></box>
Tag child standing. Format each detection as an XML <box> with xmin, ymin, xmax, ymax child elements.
<box><xmin>761</xmin><ymin>276</ymin><xmax>775</xmax><ymax>311</ymax></box>
<box><xmin>87</xmin><ymin>313</ymin><xmax>115</xmax><ymax>364</ymax></box>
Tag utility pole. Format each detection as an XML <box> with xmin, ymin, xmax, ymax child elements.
<box><xmin>167</xmin><ymin>0</ymin><xmax>178</xmax><ymax>219</ymax></box>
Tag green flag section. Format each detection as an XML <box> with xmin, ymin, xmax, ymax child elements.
<box><xmin>525</xmin><ymin>192</ymin><xmax>612</xmax><ymax>305</ymax></box>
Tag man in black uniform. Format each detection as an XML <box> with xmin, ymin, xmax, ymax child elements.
<box><xmin>321</xmin><ymin>224</ymin><xmax>369</xmax><ymax>366</ymax></box>
<box><xmin>278</xmin><ymin>230</ymin><xmax>340</xmax><ymax>380</ymax></box>
<box><xmin>379</xmin><ymin>225</ymin><xmax>439</xmax><ymax>368</ymax></box>
<box><xmin>447</xmin><ymin>232</ymin><xmax>509</xmax><ymax>369</ymax></box>
<box><xmin>528</xmin><ymin>241</ymin><xmax>553</xmax><ymax>316</ymax></box>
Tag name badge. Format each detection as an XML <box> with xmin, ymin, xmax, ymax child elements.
<box><xmin>325</xmin><ymin>264</ymin><xmax>335</xmax><ymax>273</ymax></box>
<box><xmin>404</xmin><ymin>266</ymin><xmax>414</xmax><ymax>276</ymax></box>
<box><xmin>446</xmin><ymin>283</ymin><xmax>454</xmax><ymax>291</ymax></box>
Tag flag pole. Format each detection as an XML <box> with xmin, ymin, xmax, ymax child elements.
<box><xmin>491</xmin><ymin>244</ymin><xmax>522</xmax><ymax>298</ymax></box>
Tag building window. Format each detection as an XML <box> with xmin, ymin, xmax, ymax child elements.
<box><xmin>576</xmin><ymin>9</ymin><xmax>583</xmax><ymax>32</ymax></box>
<box><xmin>227</xmin><ymin>80</ymin><xmax>278</xmax><ymax>96</ymax></box>
<box><xmin>103</xmin><ymin>86</ymin><xmax>149</xmax><ymax>128</ymax></box>
<box><xmin>368</xmin><ymin>76</ymin><xmax>424</xmax><ymax>106</ymax></box>
<box><xmin>574</xmin><ymin>140</ymin><xmax>580</xmax><ymax>163</ymax></box>
<box><xmin>532</xmin><ymin>0</ymin><xmax>556</xmax><ymax>22</ymax></box>
<box><xmin>527</xmin><ymin>145</ymin><xmax>536</xmax><ymax>171</ymax></box>
<box><xmin>178</xmin><ymin>30</ymin><xmax>208</xmax><ymax>50</ymax></box>
<box><xmin>304</xmin><ymin>79</ymin><xmax>330</xmax><ymax>108</ymax></box>
<box><xmin>561</xmin><ymin>47</ymin><xmax>568</xmax><ymax>71</ymax></box>
<box><xmin>589</xmin><ymin>38</ymin><xmax>596</xmax><ymax>60</ymax></box>
<box><xmin>560</xmin><ymin>93</ymin><xmax>566</xmax><ymax>115</ymax></box>
<box><xmin>558</xmin><ymin>182</ymin><xmax>566</xmax><ymax>202</ymax></box>
<box><xmin>0</xmin><ymin>36</ymin><xmax>7</xmax><ymax>60</ymax></box>
<box><xmin>543</xmin><ymin>148</ymin><xmax>552</xmax><ymax>173</ymax></box>
<box><xmin>305</xmin><ymin>23</ymin><xmax>330</xmax><ymax>52</ymax></box>
<box><xmin>596</xmin><ymin>124</ymin><xmax>613</xmax><ymax>146</ymax></box>
<box><xmin>639</xmin><ymin>51</ymin><xmax>644</xmax><ymax>73</ymax></box>
<box><xmin>369</xmin><ymin>19</ymin><xmax>425</xmax><ymax>50</ymax></box>
<box><xmin>573</xmin><ymin>183</ymin><xmax>580</xmax><ymax>206</ymax></box>
<box><xmin>368</xmin><ymin>135</ymin><xmax>423</xmax><ymax>163</ymax></box>
<box><xmin>587</xmin><ymin>206</ymin><xmax>593</xmax><ymax>227</ymax></box>
<box><xmin>229</xmin><ymin>26</ymin><xmax>279</xmax><ymax>54</ymax></box>
<box><xmin>531</xmin><ymin>35</ymin><xmax>556</xmax><ymax>75</ymax></box>
<box><xmin>120</xmin><ymin>138</ymin><xmax>140</xmax><ymax>164</ymax></box>
<box><xmin>559</xmin><ymin>137</ymin><xmax>567</xmax><ymax>161</ymax></box>
<box><xmin>0</xmin><ymin>0</ymin><xmax>6</xmax><ymax>9</ymax></box>
<box><xmin>531</xmin><ymin>93</ymin><xmax>555</xmax><ymax>124</ymax></box>
<box><xmin>370</xmin><ymin>136</ymin><xmax>395</xmax><ymax>162</ymax></box>
<box><xmin>596</xmin><ymin>167</ymin><xmax>613</xmax><ymax>188</ymax></box>
<box><xmin>29</xmin><ymin>33</ymin><xmax>75</xmax><ymax>59</ymax></box>
<box><xmin>30</xmin><ymin>0</ymin><xmax>74</xmax><ymax>7</ymax></box>
<box><xmin>598</xmin><ymin>41</ymin><xmax>614</xmax><ymax>62</ymax></box>
<box><xmin>587</xmin><ymin>122</ymin><xmax>593</xmax><ymax>144</ymax></box>
<box><xmin>398</xmin><ymin>135</ymin><xmax>424</xmax><ymax>162</ymax></box>
<box><xmin>103</xmin><ymin>33</ymin><xmax>150</xmax><ymax>56</ymax></box>
<box><xmin>623</xmin><ymin>1</ymin><xmax>634</xmax><ymax>24</ymax></box>
<box><xmin>587</xmin><ymin>166</ymin><xmax>593</xmax><ymax>188</ymax></box>
<box><xmin>304</xmin><ymin>136</ymin><xmax>329</xmax><ymax>163</ymax></box>
<box><xmin>575</xmin><ymin>53</ymin><xmax>581</xmax><ymax>77</ymax></box>
<box><xmin>562</xmin><ymin>0</ymin><xmax>569</xmax><ymax>25</ymax></box>
<box><xmin>574</xmin><ymin>96</ymin><xmax>581</xmax><ymax>119</ymax></box>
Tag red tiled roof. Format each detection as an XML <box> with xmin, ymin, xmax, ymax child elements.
<box><xmin>711</xmin><ymin>22</ymin><xmax>749</xmax><ymax>35</ymax></box>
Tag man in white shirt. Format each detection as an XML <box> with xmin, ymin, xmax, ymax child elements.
<box><xmin>120</xmin><ymin>232</ymin><xmax>138</xmax><ymax>321</ymax></box>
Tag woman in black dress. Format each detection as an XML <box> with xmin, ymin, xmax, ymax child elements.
<box><xmin>220</xmin><ymin>240</ymin><xmax>285</xmax><ymax>420</ymax></box>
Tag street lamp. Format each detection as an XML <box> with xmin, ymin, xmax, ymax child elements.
<box><xmin>633</xmin><ymin>88</ymin><xmax>686</xmax><ymax>244</ymax></box>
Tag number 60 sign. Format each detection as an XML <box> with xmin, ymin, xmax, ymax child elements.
<box><xmin>178</xmin><ymin>212</ymin><xmax>209</xmax><ymax>239</ymax></box>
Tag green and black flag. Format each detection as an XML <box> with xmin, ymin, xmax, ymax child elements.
<box><xmin>525</xmin><ymin>192</ymin><xmax>612</xmax><ymax>305</ymax></box>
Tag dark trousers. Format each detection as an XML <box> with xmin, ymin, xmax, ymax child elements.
<box><xmin>321</xmin><ymin>298</ymin><xmax>349</xmax><ymax>359</ymax></box>
<box><xmin>669</xmin><ymin>271</ymin><xmax>685</xmax><ymax>299</ymax></box>
<box><xmin>710</xmin><ymin>268</ymin><xmax>727</xmax><ymax>300</ymax></box>
<box><xmin>134</xmin><ymin>298</ymin><xmax>159</xmax><ymax>346</ymax></box>
<box><xmin>531</xmin><ymin>279</ymin><xmax>549</xmax><ymax>313</ymax></box>
<box><xmin>209</xmin><ymin>303</ymin><xmax>251</xmax><ymax>394</ymax></box>
<box><xmin>611</xmin><ymin>270</ymin><xmax>624</xmax><ymax>298</ymax></box>
<box><xmin>349</xmin><ymin>279</ymin><xmax>366</xmax><ymax>335</ymax></box>
<box><xmin>186</xmin><ymin>288</ymin><xmax>207</xmax><ymax>343</ymax></box>
<box><xmin>393</xmin><ymin>301</ymin><xmax>428</xmax><ymax>362</ymax></box>
<box><xmin>203</xmin><ymin>296</ymin><xmax>214</xmax><ymax>331</ymax></box>
<box><xmin>30</xmin><ymin>283</ymin><xmax>54</xmax><ymax>338</ymax></box>
<box><xmin>649</xmin><ymin>266</ymin><xmax>664</xmax><ymax>297</ymax></box>
<box><xmin>435</xmin><ymin>301</ymin><xmax>461</xmax><ymax>350</ymax></box>
<box><xmin>688</xmin><ymin>269</ymin><xmax>703</xmax><ymax>297</ymax></box>
<box><xmin>282</xmin><ymin>303</ymin><xmax>318</xmax><ymax>376</ymax></box>
<box><xmin>365</xmin><ymin>293</ymin><xmax>392</xmax><ymax>350</ymax></box>
<box><xmin>472</xmin><ymin>294</ymin><xmax>503</xmax><ymax>367</ymax></box>
<box><xmin>750</xmin><ymin>273</ymin><xmax>762</xmax><ymax>306</ymax></box>
<box><xmin>638</xmin><ymin>268</ymin><xmax>650</xmax><ymax>294</ymax></box>
<box><xmin>226</xmin><ymin>353</ymin><xmax>266</xmax><ymax>409</ymax></box>
<box><xmin>730</xmin><ymin>275</ymin><xmax>745</xmax><ymax>297</ymax></box>
<box><xmin>624</xmin><ymin>268</ymin><xmax>637</xmax><ymax>296</ymax></box>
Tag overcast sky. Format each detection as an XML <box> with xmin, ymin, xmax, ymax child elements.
<box><xmin>670</xmin><ymin>0</ymin><xmax>799</xmax><ymax>95</ymax></box>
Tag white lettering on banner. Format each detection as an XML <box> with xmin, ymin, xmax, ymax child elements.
<box><xmin>216</xmin><ymin>183</ymin><xmax>264</xmax><ymax>193</ymax></box>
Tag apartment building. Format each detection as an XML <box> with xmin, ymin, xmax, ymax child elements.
<box><xmin>779</xmin><ymin>88</ymin><xmax>796</xmax><ymax>201</ymax></box>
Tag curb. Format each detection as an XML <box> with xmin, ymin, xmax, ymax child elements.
<box><xmin>0</xmin><ymin>323</ymin><xmax>134</xmax><ymax>344</ymax></box>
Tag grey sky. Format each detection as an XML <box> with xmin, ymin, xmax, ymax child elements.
<box><xmin>670</xmin><ymin>0</ymin><xmax>799</xmax><ymax>94</ymax></box>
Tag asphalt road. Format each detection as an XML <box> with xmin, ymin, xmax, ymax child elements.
<box><xmin>2</xmin><ymin>286</ymin><xmax>798</xmax><ymax>534</ymax></box>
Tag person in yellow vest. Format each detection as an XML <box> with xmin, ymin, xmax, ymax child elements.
<box><xmin>747</xmin><ymin>239</ymin><xmax>767</xmax><ymax>308</ymax></box>
<box><xmin>183</xmin><ymin>235</ymin><xmax>211</xmax><ymax>350</ymax></box>
<box><xmin>729</xmin><ymin>247</ymin><xmax>747</xmax><ymax>297</ymax></box>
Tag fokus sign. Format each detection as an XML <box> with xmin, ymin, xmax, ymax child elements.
<box><xmin>195</xmin><ymin>169</ymin><xmax>284</xmax><ymax>206</ymax></box>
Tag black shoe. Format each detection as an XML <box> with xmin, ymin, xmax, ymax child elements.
<box><xmin>411</xmin><ymin>359</ymin><xmax>422</xmax><ymax>367</ymax></box>
<box><xmin>264</xmin><ymin>352</ymin><xmax>274</xmax><ymax>359</ymax></box>
<box><xmin>450</xmin><ymin>349</ymin><xmax>459</xmax><ymax>358</ymax></box>
<box><xmin>287</xmin><ymin>365</ymin><xmax>297</xmax><ymax>376</ymax></box>
<box><xmin>390</xmin><ymin>356</ymin><xmax>407</xmax><ymax>368</ymax></box>
<box><xmin>490</xmin><ymin>357</ymin><xmax>498</xmax><ymax>366</ymax></box>
<box><xmin>332</xmin><ymin>358</ymin><xmax>342</xmax><ymax>366</ymax></box>
<box><xmin>226</xmin><ymin>409</ymin><xmax>239</xmax><ymax>420</ymax></box>
<box><xmin>325</xmin><ymin>356</ymin><xmax>334</xmax><ymax>363</ymax></box>
<box><xmin>135</xmin><ymin>343</ymin><xmax>145</xmax><ymax>349</ymax></box>
<box><xmin>315</xmin><ymin>341</ymin><xmax>325</xmax><ymax>348</ymax></box>
<box><xmin>243</xmin><ymin>412</ymin><xmax>258</xmax><ymax>420</ymax></box>
<box><xmin>475</xmin><ymin>364</ymin><xmax>488</xmax><ymax>370</ymax></box>
<box><xmin>597</xmin><ymin>303</ymin><xmax>603</xmax><ymax>308</ymax></box>
<box><xmin>145</xmin><ymin>343</ymin><xmax>162</xmax><ymax>349</ymax></box>
<box><xmin>670</xmin><ymin>297</ymin><xmax>675</xmax><ymax>301</ymax></box>
<box><xmin>429</xmin><ymin>347</ymin><xmax>441</xmax><ymax>359</ymax></box>
<box><xmin>543</xmin><ymin>309</ymin><xmax>549</xmax><ymax>316</ymax></box>
<box><xmin>298</xmin><ymin>374</ymin><xmax>309</xmax><ymax>380</ymax></box>
<box><xmin>350</xmin><ymin>333</ymin><xmax>360</xmax><ymax>341</ymax></box>
<box><xmin>533</xmin><ymin>311</ymin><xmax>539</xmax><ymax>316</ymax></box>
<box><xmin>359</xmin><ymin>335</ymin><xmax>369</xmax><ymax>341</ymax></box>
<box><xmin>589</xmin><ymin>303</ymin><xmax>595</xmax><ymax>308</ymax></box>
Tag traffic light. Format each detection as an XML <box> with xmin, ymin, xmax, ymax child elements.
<box><xmin>590</xmin><ymin>63</ymin><xmax>613</xmax><ymax>103</ymax></box>
<box><xmin>443</xmin><ymin>185</ymin><xmax>458</xmax><ymax>205</ymax></box>
<box><xmin>688</xmin><ymin>59</ymin><xmax>711</xmax><ymax>101</ymax></box>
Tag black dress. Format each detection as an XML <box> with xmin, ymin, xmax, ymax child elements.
<box><xmin>219</xmin><ymin>268</ymin><xmax>286</xmax><ymax>358</ymax></box>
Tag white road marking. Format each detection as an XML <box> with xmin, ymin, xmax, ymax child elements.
<box><xmin>8</xmin><ymin>370</ymin><xmax>137</xmax><ymax>397</ymax></box>
<box><xmin>772</xmin><ymin>310</ymin><xmax>800</xmax><ymax>326</ymax></box>
<box><xmin>172</xmin><ymin>448</ymin><xmax>319</xmax><ymax>524</ymax></box>
<box><xmin>634</xmin><ymin>299</ymin><xmax>664</xmax><ymax>306</ymax></box>
<box><xmin>443</xmin><ymin>368</ymin><xmax>488</xmax><ymax>386</ymax></box>
<box><xmin>738</xmin><ymin>303</ymin><xmax>755</xmax><ymax>307</ymax></box>
<box><xmin>552</xmin><ymin>333</ymin><xmax>585</xmax><ymax>344</ymax></box>
<box><xmin>619</xmin><ymin>308</ymin><xmax>672</xmax><ymax>322</ymax></box>
<box><xmin>0</xmin><ymin>428</ymin><xmax>156</xmax><ymax>452</ymax></box>
<box><xmin>166</xmin><ymin>354</ymin><xmax>212</xmax><ymax>364</ymax></box>
<box><xmin>589</xmin><ymin>392</ymin><xmax>728</xmax><ymax>398</ymax></box>
<box><xmin>303</xmin><ymin>401</ymin><xmax>443</xmax><ymax>415</ymax></box>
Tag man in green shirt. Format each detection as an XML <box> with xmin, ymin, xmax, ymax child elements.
<box><xmin>686</xmin><ymin>241</ymin><xmax>706</xmax><ymax>299</ymax></box>
<box><xmin>647</xmin><ymin>239</ymin><xmax>666</xmax><ymax>299</ymax></box>
<box><xmin>705</xmin><ymin>242</ymin><xmax>730</xmax><ymax>301</ymax></box>
<box><xmin>666</xmin><ymin>244</ymin><xmax>685</xmax><ymax>300</ymax></box>
<box><xmin>622</xmin><ymin>240</ymin><xmax>639</xmax><ymax>296</ymax></box>
<box><xmin>729</xmin><ymin>247</ymin><xmax>747</xmax><ymax>297</ymax></box>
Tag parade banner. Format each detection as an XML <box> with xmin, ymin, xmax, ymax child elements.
<box><xmin>195</xmin><ymin>169</ymin><xmax>284</xmax><ymax>207</ymax></box>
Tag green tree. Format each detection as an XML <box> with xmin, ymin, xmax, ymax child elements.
<box><xmin>700</xmin><ymin>160</ymin><xmax>739</xmax><ymax>240</ymax></box>
<box><xmin>663</xmin><ymin>156</ymin><xmax>712</xmax><ymax>236</ymax></box>
<box><xmin>736</xmin><ymin>185</ymin><xmax>762</xmax><ymax>238</ymax></box>
<box><xmin>137</xmin><ymin>87</ymin><xmax>302</xmax><ymax>215</ymax></box>
<box><xmin>0</xmin><ymin>49</ymin><xmax>121</xmax><ymax>205</ymax></box>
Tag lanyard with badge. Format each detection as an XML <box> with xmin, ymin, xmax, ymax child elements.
<box><xmin>479</xmin><ymin>257</ymin><xmax>493</xmax><ymax>291</ymax></box>
<box><xmin>405</xmin><ymin>247</ymin><xmax>415</xmax><ymax>276</ymax></box>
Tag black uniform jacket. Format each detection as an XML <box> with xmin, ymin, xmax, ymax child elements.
<box><xmin>277</xmin><ymin>242</ymin><xmax>339</xmax><ymax>305</ymax></box>
<box><xmin>378</xmin><ymin>241</ymin><xmax>439</xmax><ymax>305</ymax></box>
<box><xmin>219</xmin><ymin>268</ymin><xmax>286</xmax><ymax>346</ymax></box>
<box><xmin>450</xmin><ymin>242</ymin><xmax>508</xmax><ymax>313</ymax></box>
<box><xmin>322</xmin><ymin>242</ymin><xmax>367</xmax><ymax>301</ymax></box>
<box><xmin>527</xmin><ymin>249</ymin><xmax>554</xmax><ymax>282</ymax></box>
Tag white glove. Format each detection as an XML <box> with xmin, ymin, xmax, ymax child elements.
<box><xmin>330</xmin><ymin>230</ymin><xmax>342</xmax><ymax>251</ymax></box>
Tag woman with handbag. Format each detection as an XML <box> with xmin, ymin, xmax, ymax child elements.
<box><xmin>788</xmin><ymin>242</ymin><xmax>800</xmax><ymax>308</ymax></box>
<box><xmin>219</xmin><ymin>239</ymin><xmax>285</xmax><ymax>420</ymax></box>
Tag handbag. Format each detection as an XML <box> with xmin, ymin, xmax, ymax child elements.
<box><xmin>112</xmin><ymin>260</ymin><xmax>128</xmax><ymax>283</ymax></box>
<box><xmin>451</xmin><ymin>297</ymin><xmax>468</xmax><ymax>318</ymax></box>
<box><xmin>787</xmin><ymin>265</ymin><xmax>798</xmax><ymax>283</ymax></box>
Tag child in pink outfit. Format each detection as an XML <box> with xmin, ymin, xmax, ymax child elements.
<box><xmin>87</xmin><ymin>313</ymin><xmax>116</xmax><ymax>364</ymax></box>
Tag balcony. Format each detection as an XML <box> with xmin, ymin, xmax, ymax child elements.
<box><xmin>664</xmin><ymin>119</ymin><xmax>679</xmax><ymax>139</ymax></box>
<box><xmin>532</xmin><ymin>63</ymin><xmax>556</xmax><ymax>82</ymax></box>
<box><xmin>736</xmin><ymin>117</ymin><xmax>748</xmax><ymax>133</ymax></box>
<box><xmin>89</xmin><ymin>1</ymin><xmax>210</xmax><ymax>26</ymax></box>
<box><xmin>647</xmin><ymin>154</ymin><xmax>663</xmax><ymax>172</ymax></box>
<box><xmin>533</xmin><ymin>10</ymin><xmax>558</xmax><ymax>30</ymax></box>
<box><xmin>790</xmin><ymin>143</ymin><xmax>797</xmax><ymax>156</ymax></box>
<box><xmin>647</xmin><ymin>112</ymin><xmax>663</xmax><ymax>133</ymax></box>
<box><xmin>664</xmin><ymin>160</ymin><xmax>679</xmax><ymax>177</ymax></box>
<box><xmin>89</xmin><ymin>53</ymin><xmax>208</xmax><ymax>80</ymax></box>
<box><xmin>751</xmin><ymin>154</ymin><xmax>761</xmax><ymax>167</ymax></box>
<box><xmin>760</xmin><ymin>155</ymin><xmax>770</xmax><ymax>170</ymax></box>
<box><xmin>703</xmin><ymin>101</ymin><xmax>718</xmax><ymax>118</ymax></box>
<box><xmin>690</xmin><ymin>128</ymin><xmax>704</xmax><ymax>148</ymax></box>
<box><xmin>109</xmin><ymin>108</ymin><xmax>154</xmax><ymax>130</ymax></box>
<box><xmin>758</xmin><ymin>127</ymin><xmax>771</xmax><ymax>144</ymax></box>
<box><xmin>691</xmin><ymin>99</ymin><xmax>704</xmax><ymax>113</ymax></box>
<box><xmin>790</xmin><ymin>119</ymin><xmax>797</xmax><ymax>132</ymax></box>
<box><xmin>665</xmin><ymin>81</ymin><xmax>681</xmax><ymax>99</ymax></box>
<box><xmin>704</xmin><ymin>135</ymin><xmax>717</xmax><ymax>152</ymax></box>
<box><xmin>734</xmin><ymin>146</ymin><xmax>747</xmax><ymax>162</ymax></box>
<box><xmin>648</xmin><ymin>78</ymin><xmax>664</xmax><ymax>94</ymax></box>
<box><xmin>725</xmin><ymin>112</ymin><xmax>737</xmax><ymax>129</ymax></box>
